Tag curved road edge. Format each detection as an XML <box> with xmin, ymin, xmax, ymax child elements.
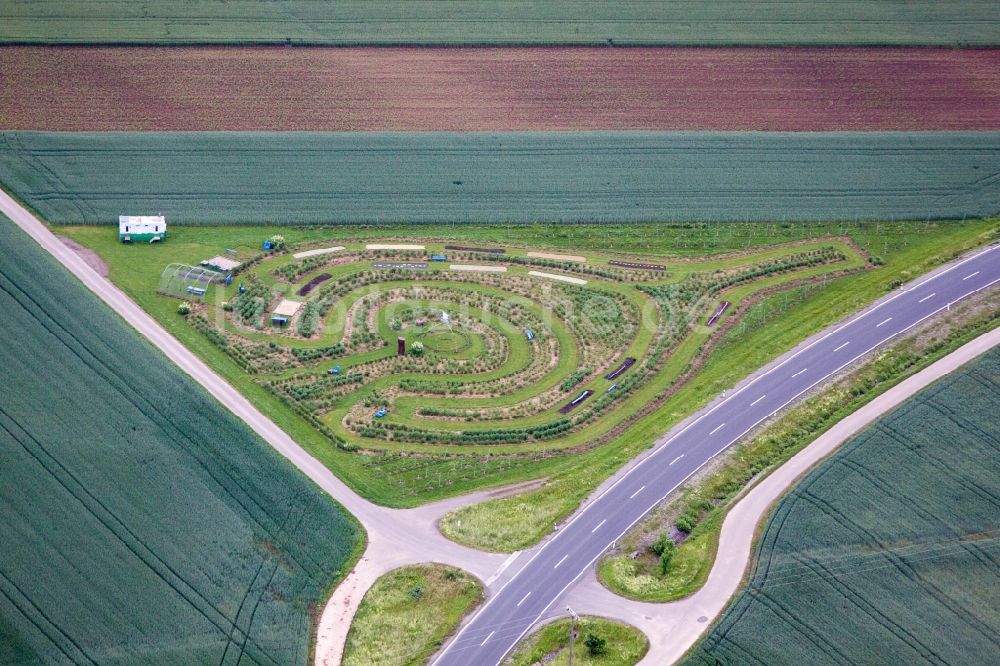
<box><xmin>558</xmin><ymin>321</ymin><xmax>1000</xmax><ymax>665</ymax></box>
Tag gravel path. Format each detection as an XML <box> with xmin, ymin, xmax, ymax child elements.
<box><xmin>57</xmin><ymin>234</ymin><xmax>108</xmax><ymax>276</ymax></box>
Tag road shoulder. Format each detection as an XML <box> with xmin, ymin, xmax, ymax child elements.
<box><xmin>562</xmin><ymin>324</ymin><xmax>1000</xmax><ymax>664</ymax></box>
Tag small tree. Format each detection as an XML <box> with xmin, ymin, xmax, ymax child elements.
<box><xmin>267</xmin><ymin>234</ymin><xmax>286</xmax><ymax>250</ymax></box>
<box><xmin>659</xmin><ymin>541</ymin><xmax>677</xmax><ymax>575</ymax></box>
<box><xmin>410</xmin><ymin>341</ymin><xmax>424</xmax><ymax>357</ymax></box>
<box><xmin>650</xmin><ymin>532</ymin><xmax>671</xmax><ymax>557</ymax></box>
<box><xmin>177</xmin><ymin>302</ymin><xmax>191</xmax><ymax>316</ymax></box>
<box><xmin>584</xmin><ymin>633</ymin><xmax>607</xmax><ymax>656</ymax></box>
<box><xmin>676</xmin><ymin>515</ymin><xmax>697</xmax><ymax>534</ymax></box>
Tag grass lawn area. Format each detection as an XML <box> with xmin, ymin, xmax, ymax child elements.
<box><xmin>503</xmin><ymin>617</ymin><xmax>648</xmax><ymax>666</ymax></box>
<box><xmin>54</xmin><ymin>219</ymin><xmax>999</xmax><ymax>518</ymax></box>
<box><xmin>342</xmin><ymin>564</ymin><xmax>483</xmax><ymax>666</ymax></box>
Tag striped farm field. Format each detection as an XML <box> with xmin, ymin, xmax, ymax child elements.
<box><xmin>686</xmin><ymin>346</ymin><xmax>1000</xmax><ymax>665</ymax></box>
<box><xmin>0</xmin><ymin>218</ymin><xmax>361</xmax><ymax>664</ymax></box>
<box><xmin>3</xmin><ymin>47</ymin><xmax>1000</xmax><ymax>131</ymax></box>
<box><xmin>2</xmin><ymin>131</ymin><xmax>1000</xmax><ymax>225</ymax></box>
<box><xmin>2</xmin><ymin>1</ymin><xmax>999</xmax><ymax>46</ymax></box>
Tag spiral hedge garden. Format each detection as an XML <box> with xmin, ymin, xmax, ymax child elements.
<box><xmin>176</xmin><ymin>239</ymin><xmax>865</xmax><ymax>501</ymax></box>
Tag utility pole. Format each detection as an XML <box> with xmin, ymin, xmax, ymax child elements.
<box><xmin>567</xmin><ymin>605</ymin><xmax>580</xmax><ymax>666</ymax></box>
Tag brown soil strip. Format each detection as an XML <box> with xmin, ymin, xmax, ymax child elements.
<box><xmin>3</xmin><ymin>46</ymin><xmax>1000</xmax><ymax>131</ymax></box>
<box><xmin>57</xmin><ymin>235</ymin><xmax>107</xmax><ymax>276</ymax></box>
<box><xmin>483</xmin><ymin>477</ymin><xmax>548</xmax><ymax>500</ymax></box>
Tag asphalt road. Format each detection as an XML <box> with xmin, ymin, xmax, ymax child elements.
<box><xmin>433</xmin><ymin>242</ymin><xmax>1000</xmax><ymax>666</ymax></box>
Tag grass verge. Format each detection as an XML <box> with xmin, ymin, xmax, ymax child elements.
<box><xmin>503</xmin><ymin>616</ymin><xmax>648</xmax><ymax>666</ymax></box>
<box><xmin>598</xmin><ymin>286</ymin><xmax>1000</xmax><ymax>601</ymax></box>
<box><xmin>342</xmin><ymin>564</ymin><xmax>483</xmax><ymax>666</ymax></box>
<box><xmin>683</xmin><ymin>340</ymin><xmax>1000</xmax><ymax>664</ymax></box>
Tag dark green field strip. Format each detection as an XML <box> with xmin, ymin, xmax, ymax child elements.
<box><xmin>2</xmin><ymin>131</ymin><xmax>999</xmax><ymax>225</ymax></box>
<box><xmin>2</xmin><ymin>1</ymin><xmax>1000</xmax><ymax>45</ymax></box>
<box><xmin>686</xmin><ymin>347</ymin><xmax>1000</xmax><ymax>665</ymax></box>
<box><xmin>0</xmin><ymin>217</ymin><xmax>360</xmax><ymax>664</ymax></box>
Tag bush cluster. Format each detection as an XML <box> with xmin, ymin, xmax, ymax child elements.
<box><xmin>559</xmin><ymin>369</ymin><xmax>591</xmax><ymax>392</ymax></box>
<box><xmin>297</xmin><ymin>301</ymin><xmax>320</xmax><ymax>337</ymax></box>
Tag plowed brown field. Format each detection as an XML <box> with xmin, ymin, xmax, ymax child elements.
<box><xmin>3</xmin><ymin>46</ymin><xmax>1000</xmax><ymax>131</ymax></box>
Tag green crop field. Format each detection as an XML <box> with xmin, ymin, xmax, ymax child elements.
<box><xmin>0</xmin><ymin>217</ymin><xmax>361</xmax><ymax>664</ymax></box>
<box><xmin>686</xmin><ymin>347</ymin><xmax>1000</xmax><ymax>665</ymax></box>
<box><xmin>2</xmin><ymin>131</ymin><xmax>999</xmax><ymax>225</ymax></box>
<box><xmin>2</xmin><ymin>1</ymin><xmax>999</xmax><ymax>45</ymax></box>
